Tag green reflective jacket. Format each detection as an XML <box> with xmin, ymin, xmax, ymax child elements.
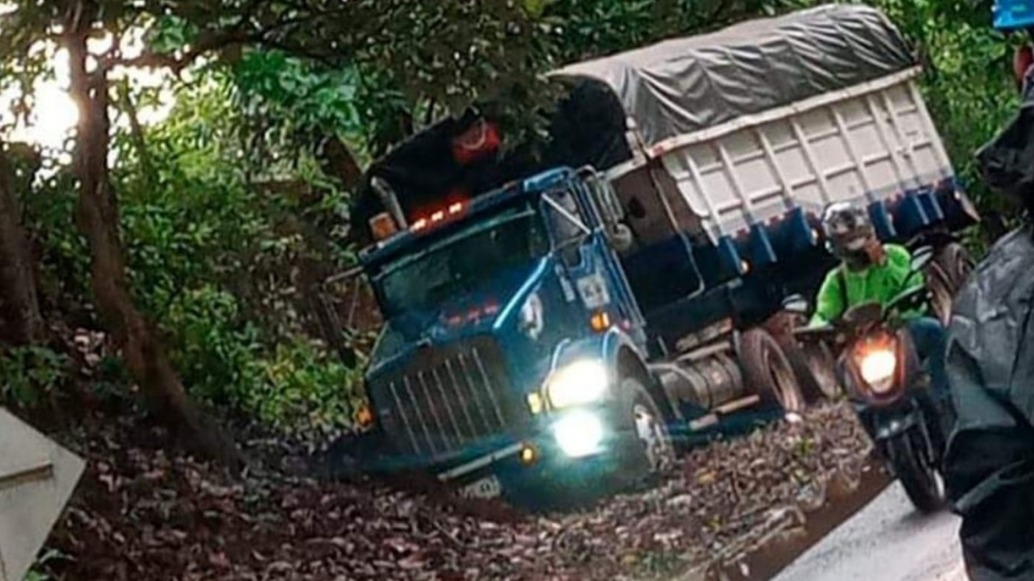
<box><xmin>809</xmin><ymin>244</ymin><xmax>925</xmax><ymax>327</ymax></box>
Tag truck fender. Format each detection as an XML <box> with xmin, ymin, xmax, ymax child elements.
<box><xmin>547</xmin><ymin>328</ymin><xmax>674</xmax><ymax>420</ymax></box>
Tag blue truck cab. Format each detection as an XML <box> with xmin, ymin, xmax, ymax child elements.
<box><xmin>358</xmin><ymin>167</ymin><xmax>674</xmax><ymax>503</ymax></box>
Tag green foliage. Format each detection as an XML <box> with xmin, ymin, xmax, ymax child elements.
<box><xmin>542</xmin><ymin>0</ymin><xmax>810</xmax><ymax>63</ymax></box>
<box><xmin>247</xmin><ymin>336</ymin><xmax>365</xmax><ymax>441</ymax></box>
<box><xmin>0</xmin><ymin>346</ymin><xmax>68</xmax><ymax>407</ymax></box>
<box><xmin>161</xmin><ymin>286</ymin><xmax>365</xmax><ymax>440</ymax></box>
<box><xmin>109</xmin><ymin>74</ymin><xmax>365</xmax><ymax>439</ymax></box>
<box><xmin>233</xmin><ymin>50</ymin><xmax>365</xmax><ymax>153</ymax></box>
<box><xmin>854</xmin><ymin>0</ymin><xmax>1026</xmax><ymax>239</ymax></box>
<box><xmin>25</xmin><ymin>548</ymin><xmax>69</xmax><ymax>581</ymax></box>
<box><xmin>163</xmin><ymin>286</ymin><xmax>263</xmax><ymax>406</ymax></box>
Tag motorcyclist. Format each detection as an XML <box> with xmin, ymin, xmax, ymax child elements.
<box><xmin>942</xmin><ymin>5</ymin><xmax>1034</xmax><ymax>579</ymax></box>
<box><xmin>809</xmin><ymin>202</ymin><xmax>950</xmax><ymax>407</ymax></box>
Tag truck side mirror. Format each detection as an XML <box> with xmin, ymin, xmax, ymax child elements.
<box><xmin>580</xmin><ymin>167</ymin><xmax>633</xmax><ymax>251</ymax></box>
<box><xmin>580</xmin><ymin>168</ymin><xmax>625</xmax><ymax>225</ymax></box>
<box><xmin>600</xmin><ymin>183</ymin><xmax>626</xmax><ymax>225</ymax></box>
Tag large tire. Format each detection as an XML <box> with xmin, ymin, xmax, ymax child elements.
<box><xmin>924</xmin><ymin>262</ymin><xmax>955</xmax><ymax>326</ymax></box>
<box><xmin>792</xmin><ymin>341</ymin><xmax>841</xmax><ymax>402</ymax></box>
<box><xmin>618</xmin><ymin>376</ymin><xmax>675</xmax><ymax>478</ymax></box>
<box><xmin>935</xmin><ymin>242</ymin><xmax>975</xmax><ymax>292</ymax></box>
<box><xmin>740</xmin><ymin>328</ymin><xmax>805</xmax><ymax>413</ymax></box>
<box><xmin>886</xmin><ymin>431</ymin><xmax>943</xmax><ymax>514</ymax></box>
<box><xmin>766</xmin><ymin>313</ymin><xmax>841</xmax><ymax>403</ymax></box>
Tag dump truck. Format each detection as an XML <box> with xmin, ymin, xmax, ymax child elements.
<box><xmin>329</xmin><ymin>4</ymin><xmax>979</xmax><ymax>507</ymax></box>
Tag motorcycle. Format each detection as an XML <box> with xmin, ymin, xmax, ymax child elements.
<box><xmin>784</xmin><ymin>247</ymin><xmax>950</xmax><ymax>513</ymax></box>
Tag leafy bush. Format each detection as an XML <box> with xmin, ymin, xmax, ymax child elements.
<box><xmin>105</xmin><ymin>74</ymin><xmax>366</xmax><ymax>441</ymax></box>
<box><xmin>10</xmin><ymin>66</ymin><xmax>365</xmax><ymax>440</ymax></box>
<box><xmin>248</xmin><ymin>336</ymin><xmax>366</xmax><ymax>442</ymax></box>
<box><xmin>163</xmin><ymin>285</ymin><xmax>366</xmax><ymax>441</ymax></box>
<box><xmin>0</xmin><ymin>346</ymin><xmax>69</xmax><ymax>407</ymax></box>
<box><xmin>163</xmin><ymin>286</ymin><xmax>265</xmax><ymax>407</ymax></box>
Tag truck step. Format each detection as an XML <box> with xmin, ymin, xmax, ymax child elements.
<box><xmin>714</xmin><ymin>394</ymin><xmax>761</xmax><ymax>415</ymax></box>
<box><xmin>686</xmin><ymin>395</ymin><xmax>762</xmax><ymax>432</ymax></box>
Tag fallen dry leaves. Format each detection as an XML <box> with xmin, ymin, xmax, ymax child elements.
<box><xmin>40</xmin><ymin>403</ymin><xmax>870</xmax><ymax>581</ymax></box>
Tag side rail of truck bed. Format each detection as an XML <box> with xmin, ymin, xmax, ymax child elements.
<box><xmin>610</xmin><ymin>68</ymin><xmax>975</xmax><ymax>278</ymax></box>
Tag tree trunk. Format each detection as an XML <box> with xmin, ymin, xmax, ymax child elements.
<box><xmin>0</xmin><ymin>141</ymin><xmax>44</xmax><ymax>345</ymax></box>
<box><xmin>65</xmin><ymin>1</ymin><xmax>239</xmax><ymax>467</ymax></box>
<box><xmin>317</xmin><ymin>134</ymin><xmax>363</xmax><ymax>191</ymax></box>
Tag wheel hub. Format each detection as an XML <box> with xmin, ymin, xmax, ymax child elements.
<box><xmin>633</xmin><ymin>403</ymin><xmax>673</xmax><ymax>471</ymax></box>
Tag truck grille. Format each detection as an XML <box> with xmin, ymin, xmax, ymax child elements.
<box><xmin>369</xmin><ymin>337</ymin><xmax>522</xmax><ymax>459</ymax></box>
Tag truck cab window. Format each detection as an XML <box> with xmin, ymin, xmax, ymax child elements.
<box><xmin>375</xmin><ymin>204</ymin><xmax>548</xmax><ymax>317</ymax></box>
<box><xmin>543</xmin><ymin>189</ymin><xmax>590</xmax><ymax>268</ymax></box>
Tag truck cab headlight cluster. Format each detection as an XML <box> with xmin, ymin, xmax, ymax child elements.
<box><xmin>543</xmin><ymin>359</ymin><xmax>610</xmax><ymax>409</ymax></box>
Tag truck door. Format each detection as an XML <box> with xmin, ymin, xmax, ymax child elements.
<box><xmin>540</xmin><ymin>179</ymin><xmax>646</xmax><ymax>347</ymax></box>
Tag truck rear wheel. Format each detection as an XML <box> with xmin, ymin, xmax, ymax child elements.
<box><xmin>935</xmin><ymin>242</ymin><xmax>974</xmax><ymax>291</ymax></box>
<box><xmin>924</xmin><ymin>263</ymin><xmax>955</xmax><ymax>326</ymax></box>
<box><xmin>789</xmin><ymin>341</ymin><xmax>841</xmax><ymax>402</ymax></box>
<box><xmin>765</xmin><ymin>312</ymin><xmax>841</xmax><ymax>403</ymax></box>
<box><xmin>740</xmin><ymin>328</ymin><xmax>805</xmax><ymax>413</ymax></box>
<box><xmin>925</xmin><ymin>242</ymin><xmax>973</xmax><ymax>325</ymax></box>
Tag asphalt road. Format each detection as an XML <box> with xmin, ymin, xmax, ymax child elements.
<box><xmin>772</xmin><ymin>482</ymin><xmax>967</xmax><ymax>581</ymax></box>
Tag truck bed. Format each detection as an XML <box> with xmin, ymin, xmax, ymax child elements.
<box><xmin>653</xmin><ymin>69</ymin><xmax>954</xmax><ymax>251</ymax></box>
<box><xmin>549</xmin><ymin>4</ymin><xmax>976</xmax><ymax>284</ymax></box>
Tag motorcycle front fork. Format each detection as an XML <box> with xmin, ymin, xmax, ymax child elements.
<box><xmin>852</xmin><ymin>392</ymin><xmax>946</xmax><ymax>467</ymax></box>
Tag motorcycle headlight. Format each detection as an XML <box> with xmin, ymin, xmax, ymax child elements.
<box><xmin>544</xmin><ymin>360</ymin><xmax>609</xmax><ymax>409</ymax></box>
<box><xmin>859</xmin><ymin>348</ymin><xmax>897</xmax><ymax>393</ymax></box>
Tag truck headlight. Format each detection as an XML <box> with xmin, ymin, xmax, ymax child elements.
<box><xmin>544</xmin><ymin>360</ymin><xmax>609</xmax><ymax>408</ymax></box>
<box><xmin>859</xmin><ymin>347</ymin><xmax>897</xmax><ymax>393</ymax></box>
<box><xmin>553</xmin><ymin>410</ymin><xmax>605</xmax><ymax>457</ymax></box>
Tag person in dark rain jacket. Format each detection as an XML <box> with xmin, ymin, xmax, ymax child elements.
<box><xmin>942</xmin><ymin>4</ymin><xmax>1034</xmax><ymax>578</ymax></box>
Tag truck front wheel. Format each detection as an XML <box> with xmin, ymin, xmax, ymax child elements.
<box><xmin>619</xmin><ymin>377</ymin><xmax>675</xmax><ymax>476</ymax></box>
<box><xmin>741</xmin><ymin>328</ymin><xmax>805</xmax><ymax>413</ymax></box>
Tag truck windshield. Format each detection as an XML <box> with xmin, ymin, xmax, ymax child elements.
<box><xmin>376</xmin><ymin>204</ymin><xmax>548</xmax><ymax>315</ymax></box>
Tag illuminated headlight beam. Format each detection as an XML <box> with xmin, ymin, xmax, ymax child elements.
<box><xmin>552</xmin><ymin>410</ymin><xmax>605</xmax><ymax>457</ymax></box>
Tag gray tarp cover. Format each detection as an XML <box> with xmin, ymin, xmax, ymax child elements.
<box><xmin>943</xmin><ymin>69</ymin><xmax>1034</xmax><ymax>581</ymax></box>
<box><xmin>944</xmin><ymin>227</ymin><xmax>1034</xmax><ymax>581</ymax></box>
<box><xmin>549</xmin><ymin>4</ymin><xmax>915</xmax><ymax>148</ymax></box>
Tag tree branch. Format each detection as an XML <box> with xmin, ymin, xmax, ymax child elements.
<box><xmin>117</xmin><ymin>81</ymin><xmax>155</xmax><ymax>184</ymax></box>
<box><xmin>100</xmin><ymin>29</ymin><xmax>257</xmax><ymax>74</ymax></box>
